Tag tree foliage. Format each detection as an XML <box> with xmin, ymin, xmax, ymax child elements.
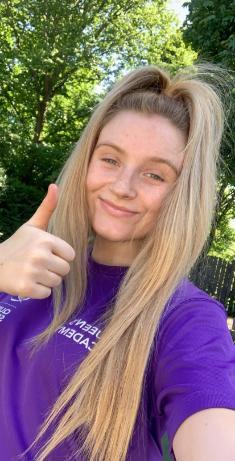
<box><xmin>183</xmin><ymin>0</ymin><xmax>235</xmax><ymax>68</ymax></box>
<box><xmin>0</xmin><ymin>0</ymin><xmax>196</xmax><ymax>241</ymax></box>
<box><xmin>182</xmin><ymin>0</ymin><xmax>235</xmax><ymax>261</ymax></box>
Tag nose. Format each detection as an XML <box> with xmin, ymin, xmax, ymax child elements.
<box><xmin>109</xmin><ymin>168</ymin><xmax>137</xmax><ymax>198</ymax></box>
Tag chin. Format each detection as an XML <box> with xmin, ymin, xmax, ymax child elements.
<box><xmin>91</xmin><ymin>224</ymin><xmax>134</xmax><ymax>242</ymax></box>
<box><xmin>95</xmin><ymin>231</ymin><xmax>131</xmax><ymax>242</ymax></box>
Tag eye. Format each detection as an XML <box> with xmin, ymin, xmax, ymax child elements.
<box><xmin>145</xmin><ymin>173</ymin><xmax>164</xmax><ymax>182</ymax></box>
<box><xmin>101</xmin><ymin>158</ymin><xmax>118</xmax><ymax>165</ymax></box>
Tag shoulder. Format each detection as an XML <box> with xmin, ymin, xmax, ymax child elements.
<box><xmin>149</xmin><ymin>279</ymin><xmax>235</xmax><ymax>459</ymax></box>
<box><xmin>158</xmin><ymin>277</ymin><xmax>226</xmax><ymax>329</ymax></box>
<box><xmin>154</xmin><ymin>277</ymin><xmax>228</xmax><ymax>352</ymax></box>
<box><xmin>164</xmin><ymin>277</ymin><xmax>226</xmax><ymax>315</ymax></box>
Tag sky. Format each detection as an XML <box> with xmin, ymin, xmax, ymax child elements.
<box><xmin>166</xmin><ymin>0</ymin><xmax>189</xmax><ymax>25</ymax></box>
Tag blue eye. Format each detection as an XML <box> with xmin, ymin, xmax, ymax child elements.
<box><xmin>101</xmin><ymin>158</ymin><xmax>164</xmax><ymax>182</ymax></box>
<box><xmin>145</xmin><ymin>173</ymin><xmax>164</xmax><ymax>182</ymax></box>
<box><xmin>101</xmin><ymin>158</ymin><xmax>118</xmax><ymax>165</ymax></box>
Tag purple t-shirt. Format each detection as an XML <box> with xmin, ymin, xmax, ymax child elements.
<box><xmin>0</xmin><ymin>251</ymin><xmax>235</xmax><ymax>460</ymax></box>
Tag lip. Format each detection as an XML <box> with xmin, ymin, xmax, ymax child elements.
<box><xmin>99</xmin><ymin>198</ymin><xmax>138</xmax><ymax>217</ymax></box>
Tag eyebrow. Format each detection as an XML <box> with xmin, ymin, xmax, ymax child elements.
<box><xmin>95</xmin><ymin>142</ymin><xmax>179</xmax><ymax>175</ymax></box>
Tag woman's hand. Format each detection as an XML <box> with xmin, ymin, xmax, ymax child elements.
<box><xmin>0</xmin><ymin>184</ymin><xmax>75</xmax><ymax>299</ymax></box>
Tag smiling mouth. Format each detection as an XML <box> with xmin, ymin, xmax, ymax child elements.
<box><xmin>99</xmin><ymin>198</ymin><xmax>138</xmax><ymax>217</ymax></box>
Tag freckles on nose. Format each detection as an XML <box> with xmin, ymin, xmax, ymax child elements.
<box><xmin>112</xmin><ymin>171</ymin><xmax>137</xmax><ymax>190</ymax></box>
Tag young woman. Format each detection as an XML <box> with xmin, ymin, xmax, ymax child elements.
<box><xmin>0</xmin><ymin>64</ymin><xmax>235</xmax><ymax>461</ymax></box>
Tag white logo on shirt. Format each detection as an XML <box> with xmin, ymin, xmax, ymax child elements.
<box><xmin>10</xmin><ymin>296</ymin><xmax>31</xmax><ymax>302</ymax></box>
<box><xmin>0</xmin><ymin>296</ymin><xmax>31</xmax><ymax>322</ymax></box>
<box><xmin>57</xmin><ymin>317</ymin><xmax>103</xmax><ymax>352</ymax></box>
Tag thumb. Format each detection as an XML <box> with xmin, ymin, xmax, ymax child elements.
<box><xmin>26</xmin><ymin>184</ymin><xmax>59</xmax><ymax>231</ymax></box>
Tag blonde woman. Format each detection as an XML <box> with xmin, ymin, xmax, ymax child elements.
<box><xmin>0</xmin><ymin>64</ymin><xmax>235</xmax><ymax>461</ymax></box>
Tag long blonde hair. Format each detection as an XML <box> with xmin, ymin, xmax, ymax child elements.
<box><xmin>26</xmin><ymin>64</ymin><xmax>225</xmax><ymax>460</ymax></box>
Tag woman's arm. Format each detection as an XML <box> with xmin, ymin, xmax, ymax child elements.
<box><xmin>173</xmin><ymin>408</ymin><xmax>235</xmax><ymax>461</ymax></box>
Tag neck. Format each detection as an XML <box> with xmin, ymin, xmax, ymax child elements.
<box><xmin>91</xmin><ymin>237</ymin><xmax>142</xmax><ymax>266</ymax></box>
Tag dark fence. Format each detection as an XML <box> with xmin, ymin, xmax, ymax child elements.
<box><xmin>231</xmin><ymin>330</ymin><xmax>235</xmax><ymax>343</ymax></box>
<box><xmin>189</xmin><ymin>255</ymin><xmax>235</xmax><ymax>343</ymax></box>
<box><xmin>188</xmin><ymin>256</ymin><xmax>235</xmax><ymax>317</ymax></box>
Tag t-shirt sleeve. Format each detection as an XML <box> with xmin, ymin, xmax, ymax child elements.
<box><xmin>152</xmin><ymin>297</ymin><xmax>235</xmax><ymax>459</ymax></box>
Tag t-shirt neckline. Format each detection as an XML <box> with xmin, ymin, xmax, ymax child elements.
<box><xmin>88</xmin><ymin>246</ymin><xmax>129</xmax><ymax>276</ymax></box>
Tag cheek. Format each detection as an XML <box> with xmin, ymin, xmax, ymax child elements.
<box><xmin>85</xmin><ymin>163</ymin><xmax>105</xmax><ymax>217</ymax></box>
<box><xmin>138</xmin><ymin>187</ymin><xmax>172</xmax><ymax>230</ymax></box>
<box><xmin>86</xmin><ymin>169</ymin><xmax>99</xmax><ymax>203</ymax></box>
<box><xmin>144</xmin><ymin>186</ymin><xmax>170</xmax><ymax>212</ymax></box>
<box><xmin>85</xmin><ymin>166</ymin><xmax>95</xmax><ymax>213</ymax></box>
<box><xmin>86</xmin><ymin>163</ymin><xmax>95</xmax><ymax>189</ymax></box>
<box><xmin>86</xmin><ymin>161</ymin><xmax>107</xmax><ymax>191</ymax></box>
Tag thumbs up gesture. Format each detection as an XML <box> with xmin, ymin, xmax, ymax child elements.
<box><xmin>0</xmin><ymin>184</ymin><xmax>76</xmax><ymax>299</ymax></box>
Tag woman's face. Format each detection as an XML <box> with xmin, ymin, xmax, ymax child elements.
<box><xmin>86</xmin><ymin>110</ymin><xmax>186</xmax><ymax>265</ymax></box>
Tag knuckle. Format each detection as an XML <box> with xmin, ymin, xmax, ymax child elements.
<box><xmin>55</xmin><ymin>275</ymin><xmax>62</xmax><ymax>286</ymax></box>
<box><xmin>65</xmin><ymin>244</ymin><xmax>75</xmax><ymax>261</ymax></box>
<box><xmin>18</xmin><ymin>279</ymin><xmax>32</xmax><ymax>297</ymax></box>
<box><xmin>69</xmin><ymin>249</ymin><xmax>76</xmax><ymax>261</ymax></box>
<box><xmin>39</xmin><ymin>287</ymin><xmax>51</xmax><ymax>299</ymax></box>
<box><xmin>29</xmin><ymin>249</ymin><xmax>41</xmax><ymax>263</ymax></box>
<box><xmin>45</xmin><ymin>287</ymin><xmax>52</xmax><ymax>298</ymax></box>
<box><xmin>51</xmin><ymin>273</ymin><xmax>62</xmax><ymax>287</ymax></box>
<box><xmin>30</xmin><ymin>248</ymin><xmax>47</xmax><ymax>264</ymax></box>
<box><xmin>63</xmin><ymin>262</ymin><xmax>71</xmax><ymax>275</ymax></box>
<box><xmin>24</xmin><ymin>261</ymin><xmax>37</xmax><ymax>278</ymax></box>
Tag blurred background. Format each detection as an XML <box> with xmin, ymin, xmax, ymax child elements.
<box><xmin>0</xmin><ymin>0</ymin><xmax>234</xmax><ymax>321</ymax></box>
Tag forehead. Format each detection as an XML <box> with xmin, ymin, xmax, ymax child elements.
<box><xmin>98</xmin><ymin>110</ymin><xmax>186</xmax><ymax>159</ymax></box>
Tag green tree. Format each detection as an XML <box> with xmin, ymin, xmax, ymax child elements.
<box><xmin>182</xmin><ymin>0</ymin><xmax>235</xmax><ymax>261</ymax></box>
<box><xmin>0</xmin><ymin>0</ymin><xmax>195</xmax><ymax>241</ymax></box>
<box><xmin>183</xmin><ymin>0</ymin><xmax>235</xmax><ymax>68</ymax></box>
<box><xmin>0</xmin><ymin>0</ymin><xmax>196</xmax><ymax>148</ymax></box>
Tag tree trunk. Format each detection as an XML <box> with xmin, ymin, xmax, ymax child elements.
<box><xmin>33</xmin><ymin>75</ymin><xmax>52</xmax><ymax>143</ymax></box>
